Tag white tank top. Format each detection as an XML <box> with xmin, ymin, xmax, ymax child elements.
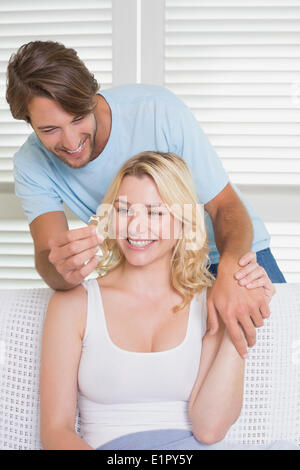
<box><xmin>77</xmin><ymin>278</ymin><xmax>208</xmax><ymax>449</ymax></box>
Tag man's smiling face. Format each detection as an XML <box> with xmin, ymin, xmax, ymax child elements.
<box><xmin>27</xmin><ymin>96</ymin><xmax>97</xmax><ymax>169</ymax></box>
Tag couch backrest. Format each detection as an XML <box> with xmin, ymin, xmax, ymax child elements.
<box><xmin>0</xmin><ymin>284</ymin><xmax>299</xmax><ymax>449</ymax></box>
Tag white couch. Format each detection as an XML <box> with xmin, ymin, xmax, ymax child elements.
<box><xmin>0</xmin><ymin>284</ymin><xmax>299</xmax><ymax>450</ymax></box>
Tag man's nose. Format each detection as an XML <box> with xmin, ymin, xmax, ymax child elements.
<box><xmin>61</xmin><ymin>128</ymin><xmax>81</xmax><ymax>151</ymax></box>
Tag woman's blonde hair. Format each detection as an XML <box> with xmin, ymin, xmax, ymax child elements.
<box><xmin>92</xmin><ymin>151</ymin><xmax>214</xmax><ymax>312</ymax></box>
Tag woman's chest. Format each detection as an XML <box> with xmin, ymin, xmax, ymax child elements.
<box><xmin>100</xmin><ymin>291</ymin><xmax>191</xmax><ymax>353</ymax></box>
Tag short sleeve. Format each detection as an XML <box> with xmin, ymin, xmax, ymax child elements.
<box><xmin>169</xmin><ymin>100</ymin><xmax>229</xmax><ymax>205</ymax></box>
<box><xmin>14</xmin><ymin>165</ymin><xmax>64</xmax><ymax>224</ymax></box>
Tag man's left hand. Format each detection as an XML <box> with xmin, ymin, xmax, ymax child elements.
<box><xmin>206</xmin><ymin>260</ymin><xmax>271</xmax><ymax>359</ymax></box>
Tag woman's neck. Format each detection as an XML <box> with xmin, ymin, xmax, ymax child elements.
<box><xmin>116</xmin><ymin>255</ymin><xmax>174</xmax><ymax>300</ymax></box>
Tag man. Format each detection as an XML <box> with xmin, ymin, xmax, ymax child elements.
<box><xmin>6</xmin><ymin>41</ymin><xmax>285</xmax><ymax>358</ymax></box>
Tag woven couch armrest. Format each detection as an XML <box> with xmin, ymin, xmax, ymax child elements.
<box><xmin>0</xmin><ymin>287</ymin><xmax>81</xmax><ymax>450</ymax></box>
<box><xmin>225</xmin><ymin>283</ymin><xmax>300</xmax><ymax>446</ymax></box>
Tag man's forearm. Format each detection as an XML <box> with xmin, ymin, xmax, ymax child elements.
<box><xmin>213</xmin><ymin>200</ymin><xmax>253</xmax><ymax>270</ymax></box>
<box><xmin>206</xmin><ymin>188</ymin><xmax>265</xmax><ymax>359</ymax></box>
<box><xmin>35</xmin><ymin>250</ymin><xmax>77</xmax><ymax>291</ymax></box>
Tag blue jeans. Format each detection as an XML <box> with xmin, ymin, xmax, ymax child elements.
<box><xmin>96</xmin><ymin>429</ymin><xmax>298</xmax><ymax>450</ymax></box>
<box><xmin>208</xmin><ymin>248</ymin><xmax>286</xmax><ymax>283</ymax></box>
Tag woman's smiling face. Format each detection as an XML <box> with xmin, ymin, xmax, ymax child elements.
<box><xmin>113</xmin><ymin>174</ymin><xmax>182</xmax><ymax>266</ymax></box>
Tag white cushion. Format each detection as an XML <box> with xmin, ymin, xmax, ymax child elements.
<box><xmin>0</xmin><ymin>284</ymin><xmax>299</xmax><ymax>449</ymax></box>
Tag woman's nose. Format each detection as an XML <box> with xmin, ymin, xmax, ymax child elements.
<box><xmin>127</xmin><ymin>207</ymin><xmax>149</xmax><ymax>236</ymax></box>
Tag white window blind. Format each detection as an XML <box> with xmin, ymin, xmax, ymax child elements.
<box><xmin>266</xmin><ymin>222</ymin><xmax>300</xmax><ymax>283</ymax></box>
<box><xmin>164</xmin><ymin>0</ymin><xmax>300</xmax><ymax>185</ymax></box>
<box><xmin>0</xmin><ymin>0</ymin><xmax>113</xmax><ymax>185</ymax></box>
<box><xmin>0</xmin><ymin>219</ymin><xmax>86</xmax><ymax>288</ymax></box>
<box><xmin>0</xmin><ymin>0</ymin><xmax>113</xmax><ymax>287</ymax></box>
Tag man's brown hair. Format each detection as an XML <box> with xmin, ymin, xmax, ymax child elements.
<box><xmin>6</xmin><ymin>41</ymin><xmax>100</xmax><ymax>123</ymax></box>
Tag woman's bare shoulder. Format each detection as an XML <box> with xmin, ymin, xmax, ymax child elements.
<box><xmin>49</xmin><ymin>283</ymin><xmax>87</xmax><ymax>308</ymax></box>
<box><xmin>46</xmin><ymin>284</ymin><xmax>87</xmax><ymax>339</ymax></box>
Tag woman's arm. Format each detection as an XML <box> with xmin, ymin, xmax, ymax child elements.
<box><xmin>40</xmin><ymin>285</ymin><xmax>93</xmax><ymax>450</ymax></box>
<box><xmin>188</xmin><ymin>254</ymin><xmax>275</xmax><ymax>446</ymax></box>
<box><xmin>188</xmin><ymin>321</ymin><xmax>245</xmax><ymax>445</ymax></box>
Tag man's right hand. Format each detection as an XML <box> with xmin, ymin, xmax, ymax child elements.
<box><xmin>48</xmin><ymin>225</ymin><xmax>103</xmax><ymax>287</ymax></box>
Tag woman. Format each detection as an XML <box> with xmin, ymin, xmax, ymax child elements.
<box><xmin>40</xmin><ymin>151</ymin><xmax>282</xmax><ymax>451</ymax></box>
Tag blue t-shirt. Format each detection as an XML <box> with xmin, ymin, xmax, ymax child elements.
<box><xmin>13</xmin><ymin>83</ymin><xmax>270</xmax><ymax>263</ymax></box>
